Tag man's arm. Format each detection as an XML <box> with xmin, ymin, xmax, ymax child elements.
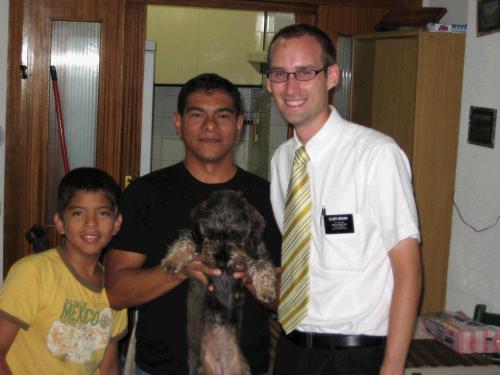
<box><xmin>105</xmin><ymin>249</ymin><xmax>221</xmax><ymax>310</ymax></box>
<box><xmin>380</xmin><ymin>237</ymin><xmax>422</xmax><ymax>375</ymax></box>
<box><xmin>0</xmin><ymin>317</ymin><xmax>19</xmax><ymax>375</ymax></box>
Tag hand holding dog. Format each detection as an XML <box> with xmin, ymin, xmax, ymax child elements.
<box><xmin>180</xmin><ymin>254</ymin><xmax>221</xmax><ymax>292</ymax></box>
<box><xmin>233</xmin><ymin>266</ymin><xmax>281</xmax><ymax>311</ymax></box>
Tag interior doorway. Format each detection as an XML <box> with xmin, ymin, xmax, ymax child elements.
<box><xmin>145</xmin><ymin>5</ymin><xmax>294</xmax><ymax>179</ymax></box>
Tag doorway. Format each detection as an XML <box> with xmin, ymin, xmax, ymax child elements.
<box><xmin>145</xmin><ymin>5</ymin><xmax>294</xmax><ymax>179</ymax></box>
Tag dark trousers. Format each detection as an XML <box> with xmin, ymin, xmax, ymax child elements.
<box><xmin>273</xmin><ymin>332</ymin><xmax>386</xmax><ymax>375</ymax></box>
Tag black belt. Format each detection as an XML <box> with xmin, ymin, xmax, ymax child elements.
<box><xmin>286</xmin><ymin>330</ymin><xmax>386</xmax><ymax>349</ymax></box>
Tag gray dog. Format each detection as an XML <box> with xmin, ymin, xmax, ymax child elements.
<box><xmin>161</xmin><ymin>190</ymin><xmax>277</xmax><ymax>375</ymax></box>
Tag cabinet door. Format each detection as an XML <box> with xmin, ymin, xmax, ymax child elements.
<box><xmin>4</xmin><ymin>0</ymin><xmax>127</xmax><ymax>273</ymax></box>
<box><xmin>351</xmin><ymin>32</ymin><xmax>465</xmax><ymax>314</ymax></box>
<box><xmin>370</xmin><ymin>37</ymin><xmax>418</xmax><ymax>159</ymax></box>
<box><xmin>351</xmin><ymin>35</ymin><xmax>418</xmax><ymax>159</ymax></box>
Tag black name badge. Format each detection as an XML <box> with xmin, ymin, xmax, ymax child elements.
<box><xmin>324</xmin><ymin>214</ymin><xmax>354</xmax><ymax>234</ymax></box>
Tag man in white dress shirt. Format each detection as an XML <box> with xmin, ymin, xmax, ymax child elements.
<box><xmin>267</xmin><ymin>23</ymin><xmax>422</xmax><ymax>375</ymax></box>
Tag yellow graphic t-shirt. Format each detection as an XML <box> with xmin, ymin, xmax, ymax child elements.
<box><xmin>0</xmin><ymin>248</ymin><xmax>127</xmax><ymax>374</ymax></box>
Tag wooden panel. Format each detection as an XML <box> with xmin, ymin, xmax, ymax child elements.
<box><xmin>317</xmin><ymin>5</ymin><xmax>389</xmax><ymax>40</ymax></box>
<box><xmin>412</xmin><ymin>32</ymin><xmax>465</xmax><ymax>314</ymax></box>
<box><xmin>120</xmin><ymin>3</ymin><xmax>146</xmax><ymax>183</ymax></box>
<box><xmin>130</xmin><ymin>0</ymin><xmax>316</xmax><ymax>13</ymax></box>
<box><xmin>95</xmin><ymin>2</ymin><xmax>127</xmax><ymax>179</ymax></box>
<box><xmin>6</xmin><ymin>0</ymin><xmax>53</xmax><ymax>270</ymax></box>
<box><xmin>350</xmin><ymin>38</ymin><xmax>375</xmax><ymax>127</ymax></box>
<box><xmin>295</xmin><ymin>10</ymin><xmax>317</xmax><ymax>25</ymax></box>
<box><xmin>351</xmin><ymin>32</ymin><xmax>419</xmax><ymax>160</ymax></box>
<box><xmin>371</xmin><ymin>36</ymin><xmax>418</xmax><ymax>158</ymax></box>
<box><xmin>130</xmin><ymin>0</ymin><xmax>411</xmax><ymax>9</ymax></box>
<box><xmin>4</xmin><ymin>0</ymin><xmax>28</xmax><ymax>274</ymax></box>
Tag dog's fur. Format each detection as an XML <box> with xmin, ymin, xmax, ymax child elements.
<box><xmin>161</xmin><ymin>190</ymin><xmax>277</xmax><ymax>375</ymax></box>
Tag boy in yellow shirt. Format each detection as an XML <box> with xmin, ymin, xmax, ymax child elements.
<box><xmin>0</xmin><ymin>167</ymin><xmax>127</xmax><ymax>374</ymax></box>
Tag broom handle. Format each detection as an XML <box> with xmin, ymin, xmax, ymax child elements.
<box><xmin>50</xmin><ymin>66</ymin><xmax>70</xmax><ymax>174</ymax></box>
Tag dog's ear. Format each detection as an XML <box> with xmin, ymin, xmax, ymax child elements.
<box><xmin>244</xmin><ymin>202</ymin><xmax>265</xmax><ymax>257</ymax></box>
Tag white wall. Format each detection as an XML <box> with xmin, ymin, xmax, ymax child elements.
<box><xmin>0</xmin><ymin>0</ymin><xmax>10</xmax><ymax>281</ymax></box>
<box><xmin>424</xmin><ymin>0</ymin><xmax>500</xmax><ymax>316</ymax></box>
<box><xmin>423</xmin><ymin>0</ymin><xmax>467</xmax><ymax>24</ymax></box>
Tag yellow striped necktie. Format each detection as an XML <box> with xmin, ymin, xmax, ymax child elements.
<box><xmin>278</xmin><ymin>145</ymin><xmax>312</xmax><ymax>334</ymax></box>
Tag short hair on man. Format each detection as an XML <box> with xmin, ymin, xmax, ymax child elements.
<box><xmin>177</xmin><ymin>73</ymin><xmax>242</xmax><ymax>117</ymax></box>
<box><xmin>57</xmin><ymin>167</ymin><xmax>121</xmax><ymax>217</ymax></box>
<box><xmin>267</xmin><ymin>23</ymin><xmax>337</xmax><ymax>67</ymax></box>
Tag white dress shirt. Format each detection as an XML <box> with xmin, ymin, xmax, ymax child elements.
<box><xmin>270</xmin><ymin>107</ymin><xmax>420</xmax><ymax>336</ymax></box>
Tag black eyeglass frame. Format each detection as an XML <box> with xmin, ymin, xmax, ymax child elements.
<box><xmin>266</xmin><ymin>65</ymin><xmax>330</xmax><ymax>83</ymax></box>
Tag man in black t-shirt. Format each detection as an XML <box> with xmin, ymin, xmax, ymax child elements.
<box><xmin>105</xmin><ymin>73</ymin><xmax>281</xmax><ymax>375</ymax></box>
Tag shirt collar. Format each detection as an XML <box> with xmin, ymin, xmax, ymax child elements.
<box><xmin>291</xmin><ymin>106</ymin><xmax>342</xmax><ymax>163</ymax></box>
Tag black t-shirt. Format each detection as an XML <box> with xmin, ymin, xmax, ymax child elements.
<box><xmin>110</xmin><ymin>162</ymin><xmax>281</xmax><ymax>375</ymax></box>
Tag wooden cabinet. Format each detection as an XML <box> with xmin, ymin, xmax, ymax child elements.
<box><xmin>350</xmin><ymin>30</ymin><xmax>465</xmax><ymax>314</ymax></box>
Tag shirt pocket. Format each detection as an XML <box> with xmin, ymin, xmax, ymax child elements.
<box><xmin>319</xmin><ymin>212</ymin><xmax>365</xmax><ymax>272</ymax></box>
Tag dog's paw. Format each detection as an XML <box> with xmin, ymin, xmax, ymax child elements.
<box><xmin>160</xmin><ymin>255</ymin><xmax>184</xmax><ymax>274</ymax></box>
<box><xmin>248</xmin><ymin>262</ymin><xmax>277</xmax><ymax>304</ymax></box>
<box><xmin>160</xmin><ymin>231</ymin><xmax>196</xmax><ymax>274</ymax></box>
<box><xmin>255</xmin><ymin>278</ymin><xmax>276</xmax><ymax>304</ymax></box>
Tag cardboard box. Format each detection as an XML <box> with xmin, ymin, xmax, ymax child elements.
<box><xmin>422</xmin><ymin>311</ymin><xmax>500</xmax><ymax>353</ymax></box>
<box><xmin>426</xmin><ymin>22</ymin><xmax>467</xmax><ymax>33</ymax></box>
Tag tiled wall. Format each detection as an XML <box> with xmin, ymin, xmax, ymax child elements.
<box><xmin>246</xmin><ymin>90</ymin><xmax>289</xmax><ymax>180</ymax></box>
<box><xmin>150</xmin><ymin>86</ymin><xmax>180</xmax><ymax>171</ymax></box>
<box><xmin>268</xmin><ymin>97</ymin><xmax>289</xmax><ymax>171</ymax></box>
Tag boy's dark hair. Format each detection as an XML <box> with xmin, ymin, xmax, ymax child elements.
<box><xmin>177</xmin><ymin>73</ymin><xmax>242</xmax><ymax>117</ymax></box>
<box><xmin>267</xmin><ymin>23</ymin><xmax>337</xmax><ymax>67</ymax></box>
<box><xmin>57</xmin><ymin>167</ymin><xmax>121</xmax><ymax>217</ymax></box>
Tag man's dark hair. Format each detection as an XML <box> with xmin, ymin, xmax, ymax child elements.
<box><xmin>177</xmin><ymin>73</ymin><xmax>242</xmax><ymax>117</ymax></box>
<box><xmin>57</xmin><ymin>167</ymin><xmax>121</xmax><ymax>217</ymax></box>
<box><xmin>267</xmin><ymin>23</ymin><xmax>336</xmax><ymax>67</ymax></box>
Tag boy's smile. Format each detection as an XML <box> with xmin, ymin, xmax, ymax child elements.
<box><xmin>54</xmin><ymin>190</ymin><xmax>122</xmax><ymax>261</ymax></box>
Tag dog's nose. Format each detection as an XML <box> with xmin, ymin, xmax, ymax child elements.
<box><xmin>213</xmin><ymin>246</ymin><xmax>231</xmax><ymax>267</ymax></box>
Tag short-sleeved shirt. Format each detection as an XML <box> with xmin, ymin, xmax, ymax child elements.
<box><xmin>270</xmin><ymin>107</ymin><xmax>420</xmax><ymax>336</ymax></box>
<box><xmin>110</xmin><ymin>162</ymin><xmax>281</xmax><ymax>374</ymax></box>
<box><xmin>0</xmin><ymin>248</ymin><xmax>128</xmax><ymax>374</ymax></box>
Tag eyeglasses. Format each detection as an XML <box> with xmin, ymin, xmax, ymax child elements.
<box><xmin>267</xmin><ymin>65</ymin><xmax>329</xmax><ymax>83</ymax></box>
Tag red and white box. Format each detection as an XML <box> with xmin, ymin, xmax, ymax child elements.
<box><xmin>422</xmin><ymin>311</ymin><xmax>500</xmax><ymax>353</ymax></box>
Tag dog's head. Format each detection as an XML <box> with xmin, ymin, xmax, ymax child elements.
<box><xmin>190</xmin><ymin>190</ymin><xmax>265</xmax><ymax>270</ymax></box>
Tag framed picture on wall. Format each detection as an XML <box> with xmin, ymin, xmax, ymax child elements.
<box><xmin>477</xmin><ymin>0</ymin><xmax>500</xmax><ymax>36</ymax></box>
